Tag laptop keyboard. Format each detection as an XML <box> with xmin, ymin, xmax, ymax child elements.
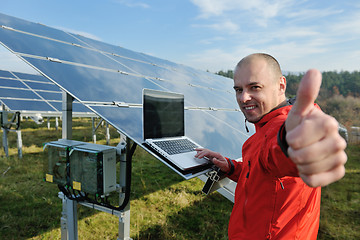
<box><xmin>153</xmin><ymin>139</ymin><xmax>198</xmax><ymax>155</ymax></box>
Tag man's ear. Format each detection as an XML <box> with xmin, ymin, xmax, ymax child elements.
<box><xmin>279</xmin><ymin>76</ymin><xmax>286</xmax><ymax>94</ymax></box>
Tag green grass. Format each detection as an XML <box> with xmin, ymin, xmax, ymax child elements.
<box><xmin>318</xmin><ymin>144</ymin><xmax>360</xmax><ymax>240</ymax></box>
<box><xmin>0</xmin><ymin>118</ymin><xmax>359</xmax><ymax>239</ymax></box>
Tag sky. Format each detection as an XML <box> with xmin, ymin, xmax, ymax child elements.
<box><xmin>1</xmin><ymin>0</ymin><xmax>360</xmax><ymax>74</ymax></box>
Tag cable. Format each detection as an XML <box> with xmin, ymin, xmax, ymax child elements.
<box><xmin>57</xmin><ymin>141</ymin><xmax>137</xmax><ymax>212</ymax></box>
<box><xmin>117</xmin><ymin>141</ymin><xmax>137</xmax><ymax>211</ymax></box>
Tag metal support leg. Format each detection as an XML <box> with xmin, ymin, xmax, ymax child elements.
<box><xmin>92</xmin><ymin>117</ymin><xmax>96</xmax><ymax>143</ymax></box>
<box><xmin>106</xmin><ymin>122</ymin><xmax>110</xmax><ymax>145</ymax></box>
<box><xmin>62</xmin><ymin>92</ymin><xmax>73</xmax><ymax>140</ymax></box>
<box><xmin>60</xmin><ymin>193</ymin><xmax>78</xmax><ymax>240</ymax></box>
<box><xmin>56</xmin><ymin>117</ymin><xmax>59</xmax><ymax>130</ymax></box>
<box><xmin>1</xmin><ymin>128</ymin><xmax>22</xmax><ymax>158</ymax></box>
<box><xmin>61</xmin><ymin>91</ymin><xmax>77</xmax><ymax>240</ymax></box>
<box><xmin>16</xmin><ymin>130</ymin><xmax>22</xmax><ymax>159</ymax></box>
<box><xmin>118</xmin><ymin>202</ymin><xmax>131</xmax><ymax>240</ymax></box>
<box><xmin>92</xmin><ymin>118</ymin><xmax>104</xmax><ymax>144</ymax></box>
<box><xmin>117</xmin><ymin>135</ymin><xmax>132</xmax><ymax>240</ymax></box>
<box><xmin>2</xmin><ymin>127</ymin><xmax>8</xmax><ymax>157</ymax></box>
<box><xmin>66</xmin><ymin>198</ymin><xmax>78</xmax><ymax>240</ymax></box>
<box><xmin>60</xmin><ymin>195</ymin><xmax>68</xmax><ymax>240</ymax></box>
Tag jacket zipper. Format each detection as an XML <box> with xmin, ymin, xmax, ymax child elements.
<box><xmin>268</xmin><ymin>178</ymin><xmax>285</xmax><ymax>239</ymax></box>
<box><xmin>246</xmin><ymin>160</ymin><xmax>251</xmax><ymax>178</ymax></box>
<box><xmin>277</xmin><ymin>178</ymin><xmax>285</xmax><ymax>189</ymax></box>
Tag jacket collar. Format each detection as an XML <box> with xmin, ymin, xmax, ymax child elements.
<box><xmin>253</xmin><ymin>99</ymin><xmax>291</xmax><ymax>131</ymax></box>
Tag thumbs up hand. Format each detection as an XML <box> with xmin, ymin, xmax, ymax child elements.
<box><xmin>285</xmin><ymin>69</ymin><xmax>347</xmax><ymax>187</ymax></box>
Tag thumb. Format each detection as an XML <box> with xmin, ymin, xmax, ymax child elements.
<box><xmin>286</xmin><ymin>69</ymin><xmax>322</xmax><ymax>131</ymax></box>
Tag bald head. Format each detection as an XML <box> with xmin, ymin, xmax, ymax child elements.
<box><xmin>236</xmin><ymin>53</ymin><xmax>283</xmax><ymax>81</ymax></box>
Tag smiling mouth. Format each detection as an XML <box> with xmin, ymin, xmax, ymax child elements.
<box><xmin>243</xmin><ymin>105</ymin><xmax>256</xmax><ymax>110</ymax></box>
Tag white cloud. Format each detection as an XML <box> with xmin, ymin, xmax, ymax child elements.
<box><xmin>114</xmin><ymin>0</ymin><xmax>150</xmax><ymax>8</ymax></box>
<box><xmin>330</xmin><ymin>11</ymin><xmax>360</xmax><ymax>36</ymax></box>
<box><xmin>190</xmin><ymin>0</ymin><xmax>290</xmax><ymax>21</ymax></box>
<box><xmin>184</xmin><ymin>47</ymin><xmax>250</xmax><ymax>72</ymax></box>
<box><xmin>199</xmin><ymin>36</ymin><xmax>226</xmax><ymax>45</ymax></box>
<box><xmin>186</xmin><ymin>1</ymin><xmax>360</xmax><ymax>73</ymax></box>
<box><xmin>190</xmin><ymin>0</ymin><xmax>234</xmax><ymax>17</ymax></box>
<box><xmin>192</xmin><ymin>19</ymin><xmax>239</xmax><ymax>33</ymax></box>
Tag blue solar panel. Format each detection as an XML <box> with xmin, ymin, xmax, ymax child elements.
<box><xmin>12</xmin><ymin>71</ymin><xmax>53</xmax><ymax>82</ymax></box>
<box><xmin>0</xmin><ymin>13</ymin><xmax>85</xmax><ymax>46</ymax></box>
<box><xmin>35</xmin><ymin>91</ymin><xmax>61</xmax><ymax>101</ymax></box>
<box><xmin>0</xmin><ymin>87</ymin><xmax>40</xmax><ymax>99</ymax></box>
<box><xmin>0</xmin><ymin>69</ymin><xmax>94</xmax><ymax>114</ymax></box>
<box><xmin>0</xmin><ymin>13</ymin><xmax>255</xmax><ymax>170</ymax></box>
<box><xmin>0</xmin><ymin>78</ymin><xmax>26</xmax><ymax>88</ymax></box>
<box><xmin>1</xmin><ymin>99</ymin><xmax>55</xmax><ymax>112</ymax></box>
<box><xmin>0</xmin><ymin>69</ymin><xmax>14</xmax><ymax>78</ymax></box>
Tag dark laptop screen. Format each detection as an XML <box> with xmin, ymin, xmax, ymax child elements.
<box><xmin>143</xmin><ymin>89</ymin><xmax>184</xmax><ymax>139</ymax></box>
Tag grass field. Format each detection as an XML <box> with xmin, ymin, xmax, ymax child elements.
<box><xmin>0</xmin><ymin>118</ymin><xmax>359</xmax><ymax>239</ymax></box>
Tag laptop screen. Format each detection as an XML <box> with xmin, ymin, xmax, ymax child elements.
<box><xmin>143</xmin><ymin>89</ymin><xmax>184</xmax><ymax>140</ymax></box>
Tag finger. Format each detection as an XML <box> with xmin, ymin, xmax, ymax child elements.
<box><xmin>296</xmin><ymin>150</ymin><xmax>347</xmax><ymax>175</ymax></box>
<box><xmin>300</xmin><ymin>165</ymin><xmax>346</xmax><ymax>188</ymax></box>
<box><xmin>194</xmin><ymin>149</ymin><xmax>220</xmax><ymax>160</ymax></box>
<box><xmin>288</xmin><ymin>129</ymin><xmax>346</xmax><ymax>164</ymax></box>
<box><xmin>194</xmin><ymin>149</ymin><xmax>206</xmax><ymax>158</ymax></box>
<box><xmin>195</xmin><ymin>151</ymin><xmax>207</xmax><ymax>159</ymax></box>
<box><xmin>286</xmin><ymin>69</ymin><xmax>322</xmax><ymax>131</ymax></box>
<box><xmin>292</xmin><ymin>69</ymin><xmax>322</xmax><ymax>117</ymax></box>
<box><xmin>286</xmin><ymin>109</ymin><xmax>332</xmax><ymax>149</ymax></box>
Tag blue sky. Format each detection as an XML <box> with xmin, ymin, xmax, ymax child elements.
<box><xmin>1</xmin><ymin>0</ymin><xmax>360</xmax><ymax>74</ymax></box>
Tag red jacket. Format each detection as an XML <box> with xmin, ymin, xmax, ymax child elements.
<box><xmin>227</xmin><ymin>105</ymin><xmax>321</xmax><ymax>239</ymax></box>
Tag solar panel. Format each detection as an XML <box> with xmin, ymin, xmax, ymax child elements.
<box><xmin>0</xmin><ymin>69</ymin><xmax>93</xmax><ymax>116</ymax></box>
<box><xmin>0</xmin><ymin>13</ymin><xmax>255</xmax><ymax>177</ymax></box>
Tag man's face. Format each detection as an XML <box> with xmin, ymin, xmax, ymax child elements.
<box><xmin>233</xmin><ymin>59</ymin><xmax>286</xmax><ymax>123</ymax></box>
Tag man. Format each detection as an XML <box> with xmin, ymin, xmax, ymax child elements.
<box><xmin>195</xmin><ymin>53</ymin><xmax>347</xmax><ymax>239</ymax></box>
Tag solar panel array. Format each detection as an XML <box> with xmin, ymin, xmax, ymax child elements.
<box><xmin>0</xmin><ymin>13</ymin><xmax>255</xmax><ymax>176</ymax></box>
<box><xmin>0</xmin><ymin>69</ymin><xmax>94</xmax><ymax>117</ymax></box>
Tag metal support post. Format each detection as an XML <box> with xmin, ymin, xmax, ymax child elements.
<box><xmin>92</xmin><ymin>117</ymin><xmax>104</xmax><ymax>144</ymax></box>
<box><xmin>62</xmin><ymin>92</ymin><xmax>73</xmax><ymax>140</ymax></box>
<box><xmin>2</xmin><ymin>127</ymin><xmax>9</xmax><ymax>157</ymax></box>
<box><xmin>47</xmin><ymin>117</ymin><xmax>51</xmax><ymax>129</ymax></box>
<box><xmin>106</xmin><ymin>122</ymin><xmax>110</xmax><ymax>145</ymax></box>
<box><xmin>92</xmin><ymin>117</ymin><xmax>96</xmax><ymax>143</ymax></box>
<box><xmin>60</xmin><ymin>194</ymin><xmax>68</xmax><ymax>239</ymax></box>
<box><xmin>61</xmin><ymin>91</ymin><xmax>78</xmax><ymax>240</ymax></box>
<box><xmin>56</xmin><ymin>117</ymin><xmax>59</xmax><ymax>130</ymax></box>
<box><xmin>118</xmin><ymin>203</ymin><xmax>131</xmax><ymax>240</ymax></box>
<box><xmin>1</xmin><ymin>109</ymin><xmax>22</xmax><ymax>158</ymax></box>
<box><xmin>16</xmin><ymin>130</ymin><xmax>22</xmax><ymax>159</ymax></box>
<box><xmin>117</xmin><ymin>136</ymin><xmax>132</xmax><ymax>240</ymax></box>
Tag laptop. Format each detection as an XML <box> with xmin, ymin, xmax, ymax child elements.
<box><xmin>142</xmin><ymin>88</ymin><xmax>211</xmax><ymax>172</ymax></box>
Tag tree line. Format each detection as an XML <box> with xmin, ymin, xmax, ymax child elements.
<box><xmin>216</xmin><ymin>70</ymin><xmax>360</xmax><ymax>127</ymax></box>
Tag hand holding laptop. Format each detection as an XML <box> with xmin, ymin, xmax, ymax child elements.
<box><xmin>195</xmin><ymin>148</ymin><xmax>230</xmax><ymax>173</ymax></box>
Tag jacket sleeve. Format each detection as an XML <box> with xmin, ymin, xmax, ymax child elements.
<box><xmin>266</xmin><ymin>103</ymin><xmax>322</xmax><ymax>177</ymax></box>
<box><xmin>225</xmin><ymin>158</ymin><xmax>244</xmax><ymax>182</ymax></box>
<box><xmin>260</xmin><ymin>119</ymin><xmax>299</xmax><ymax>178</ymax></box>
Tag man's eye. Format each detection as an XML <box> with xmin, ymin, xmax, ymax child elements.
<box><xmin>251</xmin><ymin>86</ymin><xmax>260</xmax><ymax>90</ymax></box>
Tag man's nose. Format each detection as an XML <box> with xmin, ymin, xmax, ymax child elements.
<box><xmin>238</xmin><ymin>91</ymin><xmax>251</xmax><ymax>103</ymax></box>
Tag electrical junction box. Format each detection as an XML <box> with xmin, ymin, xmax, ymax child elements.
<box><xmin>70</xmin><ymin>142</ymin><xmax>117</xmax><ymax>195</ymax></box>
<box><xmin>44</xmin><ymin>139</ymin><xmax>84</xmax><ymax>186</ymax></box>
<box><xmin>44</xmin><ymin>139</ymin><xmax>117</xmax><ymax>196</ymax></box>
